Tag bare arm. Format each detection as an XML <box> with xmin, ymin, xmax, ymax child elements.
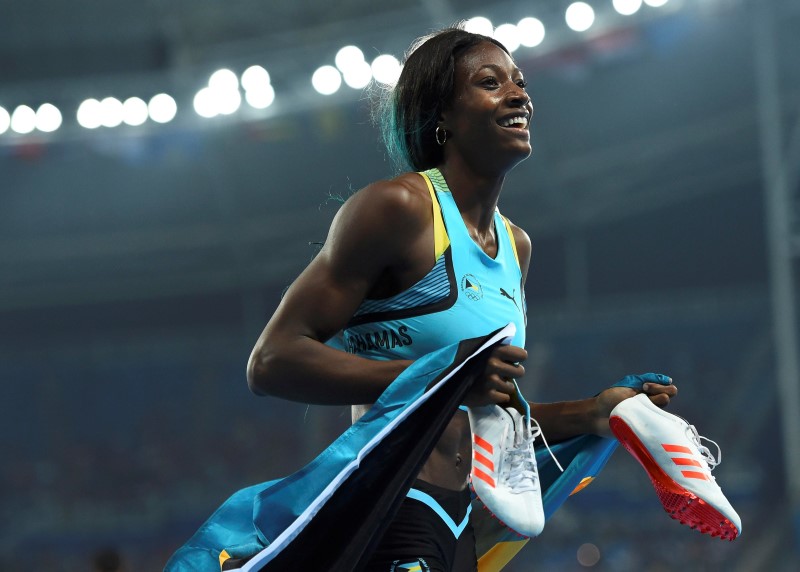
<box><xmin>506</xmin><ymin>219</ymin><xmax>678</xmax><ymax>440</ymax></box>
<box><xmin>246</xmin><ymin>179</ymin><xmax>426</xmax><ymax>404</ymax></box>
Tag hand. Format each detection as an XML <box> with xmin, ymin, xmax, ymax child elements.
<box><xmin>463</xmin><ymin>344</ymin><xmax>527</xmax><ymax>407</ymax></box>
<box><xmin>592</xmin><ymin>373</ymin><xmax>678</xmax><ymax>436</ymax></box>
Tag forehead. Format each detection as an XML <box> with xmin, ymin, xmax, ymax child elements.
<box><xmin>455</xmin><ymin>41</ymin><xmax>520</xmax><ymax>77</ymax></box>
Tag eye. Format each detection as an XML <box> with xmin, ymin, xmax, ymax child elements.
<box><xmin>516</xmin><ymin>79</ymin><xmax>528</xmax><ymax>89</ymax></box>
<box><xmin>480</xmin><ymin>77</ymin><xmax>500</xmax><ymax>88</ymax></box>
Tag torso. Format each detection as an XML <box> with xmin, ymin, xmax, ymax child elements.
<box><xmin>346</xmin><ymin>168</ymin><xmax>526</xmax><ymax>490</ymax></box>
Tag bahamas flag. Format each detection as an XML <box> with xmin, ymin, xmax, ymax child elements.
<box><xmin>165</xmin><ymin>324</ymin><xmax>620</xmax><ymax>572</ymax></box>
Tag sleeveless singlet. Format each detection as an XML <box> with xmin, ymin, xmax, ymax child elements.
<box><xmin>342</xmin><ymin>168</ymin><xmax>526</xmax><ymax>358</ymax></box>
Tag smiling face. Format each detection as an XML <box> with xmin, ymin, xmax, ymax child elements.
<box><xmin>440</xmin><ymin>41</ymin><xmax>533</xmax><ymax>174</ymax></box>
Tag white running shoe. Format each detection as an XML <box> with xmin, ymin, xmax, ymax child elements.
<box><xmin>467</xmin><ymin>404</ymin><xmax>545</xmax><ymax>538</ymax></box>
<box><xmin>609</xmin><ymin>394</ymin><xmax>741</xmax><ymax>540</ymax></box>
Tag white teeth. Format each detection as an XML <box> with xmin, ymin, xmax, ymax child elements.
<box><xmin>499</xmin><ymin>116</ymin><xmax>528</xmax><ymax>127</ymax></box>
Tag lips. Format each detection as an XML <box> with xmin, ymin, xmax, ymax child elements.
<box><xmin>497</xmin><ymin>114</ymin><xmax>529</xmax><ymax>129</ymax></box>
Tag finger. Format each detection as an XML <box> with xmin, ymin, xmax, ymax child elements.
<box><xmin>487</xmin><ymin>358</ymin><xmax>525</xmax><ymax>380</ymax></box>
<box><xmin>486</xmin><ymin>374</ymin><xmax>516</xmax><ymax>394</ymax></box>
<box><xmin>643</xmin><ymin>383</ymin><xmax>678</xmax><ymax>396</ymax></box>
<box><xmin>648</xmin><ymin>393</ymin><xmax>671</xmax><ymax>408</ymax></box>
<box><xmin>492</xmin><ymin>345</ymin><xmax>528</xmax><ymax>363</ymax></box>
<box><xmin>488</xmin><ymin>389</ymin><xmax>512</xmax><ymax>404</ymax></box>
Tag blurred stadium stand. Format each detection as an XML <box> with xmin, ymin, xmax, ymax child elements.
<box><xmin>1</xmin><ymin>0</ymin><xmax>799</xmax><ymax>569</ymax></box>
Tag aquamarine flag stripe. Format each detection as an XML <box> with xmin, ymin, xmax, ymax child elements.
<box><xmin>406</xmin><ymin>488</ymin><xmax>472</xmax><ymax>539</ymax></box>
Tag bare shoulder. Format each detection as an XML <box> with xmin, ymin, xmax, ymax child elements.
<box><xmin>328</xmin><ymin>173</ymin><xmax>431</xmax><ymax>241</ymax></box>
<box><xmin>344</xmin><ymin>173</ymin><xmax>430</xmax><ymax>223</ymax></box>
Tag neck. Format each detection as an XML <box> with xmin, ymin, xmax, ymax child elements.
<box><xmin>437</xmin><ymin>158</ymin><xmax>506</xmax><ymax>234</ymax></box>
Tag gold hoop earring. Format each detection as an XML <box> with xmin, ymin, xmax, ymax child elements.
<box><xmin>435</xmin><ymin>126</ymin><xmax>447</xmax><ymax>146</ymax></box>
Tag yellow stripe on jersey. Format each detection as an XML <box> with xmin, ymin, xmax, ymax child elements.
<box><xmin>500</xmin><ymin>215</ymin><xmax>520</xmax><ymax>269</ymax></box>
<box><xmin>419</xmin><ymin>171</ymin><xmax>450</xmax><ymax>262</ymax></box>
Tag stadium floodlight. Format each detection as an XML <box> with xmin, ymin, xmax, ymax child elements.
<box><xmin>11</xmin><ymin>105</ymin><xmax>36</xmax><ymax>134</ymax></box>
<box><xmin>644</xmin><ymin>0</ymin><xmax>669</xmax><ymax>6</ymax></box>
<box><xmin>517</xmin><ymin>17</ymin><xmax>546</xmax><ymax>48</ymax></box>
<box><xmin>371</xmin><ymin>54</ymin><xmax>402</xmax><ymax>85</ymax></box>
<box><xmin>241</xmin><ymin>65</ymin><xmax>271</xmax><ymax>92</ymax></box>
<box><xmin>194</xmin><ymin>87</ymin><xmax>218</xmax><ymax>118</ymax></box>
<box><xmin>566</xmin><ymin>2</ymin><xmax>595</xmax><ymax>32</ymax></box>
<box><xmin>312</xmin><ymin>65</ymin><xmax>342</xmax><ymax>95</ymax></box>
<box><xmin>149</xmin><ymin>93</ymin><xmax>177</xmax><ymax>124</ymax></box>
<box><xmin>99</xmin><ymin>97</ymin><xmax>124</xmax><ymax>128</ymax></box>
<box><xmin>342</xmin><ymin>60</ymin><xmax>373</xmax><ymax>89</ymax></box>
<box><xmin>494</xmin><ymin>24</ymin><xmax>521</xmax><ymax>52</ymax></box>
<box><xmin>122</xmin><ymin>97</ymin><xmax>149</xmax><ymax>126</ymax></box>
<box><xmin>0</xmin><ymin>106</ymin><xmax>10</xmax><ymax>134</ymax></box>
<box><xmin>614</xmin><ymin>0</ymin><xmax>643</xmax><ymax>15</ymax></box>
<box><xmin>216</xmin><ymin>88</ymin><xmax>242</xmax><ymax>116</ymax></box>
<box><xmin>77</xmin><ymin>99</ymin><xmax>102</xmax><ymax>129</ymax></box>
<box><xmin>335</xmin><ymin>46</ymin><xmax>366</xmax><ymax>74</ymax></box>
<box><xmin>209</xmin><ymin>68</ymin><xmax>239</xmax><ymax>92</ymax></box>
<box><xmin>35</xmin><ymin>103</ymin><xmax>62</xmax><ymax>133</ymax></box>
<box><xmin>245</xmin><ymin>84</ymin><xmax>275</xmax><ymax>109</ymax></box>
<box><xmin>465</xmin><ymin>16</ymin><xmax>494</xmax><ymax>36</ymax></box>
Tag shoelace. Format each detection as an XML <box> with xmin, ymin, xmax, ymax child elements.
<box><xmin>502</xmin><ymin>413</ymin><xmax>564</xmax><ymax>493</ymax></box>
<box><xmin>686</xmin><ymin>423</ymin><xmax>722</xmax><ymax>474</ymax></box>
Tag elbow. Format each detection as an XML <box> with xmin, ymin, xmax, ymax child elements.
<box><xmin>246</xmin><ymin>347</ymin><xmax>274</xmax><ymax>396</ymax></box>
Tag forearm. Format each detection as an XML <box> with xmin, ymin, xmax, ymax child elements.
<box><xmin>529</xmin><ymin>397</ymin><xmax>610</xmax><ymax>442</ymax></box>
<box><xmin>247</xmin><ymin>334</ymin><xmax>412</xmax><ymax>405</ymax></box>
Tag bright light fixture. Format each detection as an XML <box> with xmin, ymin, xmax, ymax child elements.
<box><xmin>566</xmin><ymin>2</ymin><xmax>596</xmax><ymax>32</ymax></box>
<box><xmin>209</xmin><ymin>69</ymin><xmax>239</xmax><ymax>92</ymax></box>
<box><xmin>517</xmin><ymin>17</ymin><xmax>546</xmax><ymax>48</ymax></box>
<box><xmin>371</xmin><ymin>54</ymin><xmax>401</xmax><ymax>85</ymax></box>
<box><xmin>11</xmin><ymin>105</ymin><xmax>36</xmax><ymax>134</ymax></box>
<box><xmin>77</xmin><ymin>99</ymin><xmax>102</xmax><ymax>129</ymax></box>
<box><xmin>335</xmin><ymin>46</ymin><xmax>365</xmax><ymax>74</ymax></box>
<box><xmin>465</xmin><ymin>16</ymin><xmax>494</xmax><ymax>36</ymax></box>
<box><xmin>149</xmin><ymin>93</ymin><xmax>177</xmax><ymax>124</ymax></box>
<box><xmin>245</xmin><ymin>84</ymin><xmax>275</xmax><ymax>109</ymax></box>
<box><xmin>312</xmin><ymin>65</ymin><xmax>342</xmax><ymax>95</ymax></box>
<box><xmin>241</xmin><ymin>65</ymin><xmax>271</xmax><ymax>91</ymax></box>
<box><xmin>494</xmin><ymin>24</ymin><xmax>521</xmax><ymax>52</ymax></box>
<box><xmin>100</xmin><ymin>97</ymin><xmax>124</xmax><ymax>128</ymax></box>
<box><xmin>342</xmin><ymin>60</ymin><xmax>372</xmax><ymax>89</ymax></box>
<box><xmin>35</xmin><ymin>103</ymin><xmax>62</xmax><ymax>133</ymax></box>
<box><xmin>614</xmin><ymin>0</ymin><xmax>643</xmax><ymax>15</ymax></box>
<box><xmin>122</xmin><ymin>97</ymin><xmax>149</xmax><ymax>126</ymax></box>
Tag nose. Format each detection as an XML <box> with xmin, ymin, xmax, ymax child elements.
<box><xmin>508</xmin><ymin>86</ymin><xmax>530</xmax><ymax>109</ymax></box>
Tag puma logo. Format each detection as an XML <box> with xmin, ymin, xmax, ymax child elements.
<box><xmin>500</xmin><ymin>288</ymin><xmax>519</xmax><ymax>310</ymax></box>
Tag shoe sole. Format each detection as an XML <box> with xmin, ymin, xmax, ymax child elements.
<box><xmin>469</xmin><ymin>480</ymin><xmax>534</xmax><ymax>540</ymax></box>
<box><xmin>609</xmin><ymin>416</ymin><xmax>739</xmax><ymax>541</ymax></box>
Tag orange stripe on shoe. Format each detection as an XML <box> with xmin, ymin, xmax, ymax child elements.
<box><xmin>473</xmin><ymin>467</ymin><xmax>496</xmax><ymax>488</ymax></box>
<box><xmin>474</xmin><ymin>434</ymin><xmax>494</xmax><ymax>454</ymax></box>
<box><xmin>671</xmin><ymin>457</ymin><xmax>702</xmax><ymax>467</ymax></box>
<box><xmin>681</xmin><ymin>470</ymin><xmax>709</xmax><ymax>480</ymax></box>
<box><xmin>662</xmin><ymin>444</ymin><xmax>693</xmax><ymax>454</ymax></box>
<box><xmin>474</xmin><ymin>451</ymin><xmax>494</xmax><ymax>471</ymax></box>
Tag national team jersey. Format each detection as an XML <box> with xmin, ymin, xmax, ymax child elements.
<box><xmin>342</xmin><ymin>168</ymin><xmax>526</xmax><ymax>359</ymax></box>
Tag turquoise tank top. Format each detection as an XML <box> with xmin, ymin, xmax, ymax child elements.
<box><xmin>342</xmin><ymin>168</ymin><xmax>526</xmax><ymax>359</ymax></box>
